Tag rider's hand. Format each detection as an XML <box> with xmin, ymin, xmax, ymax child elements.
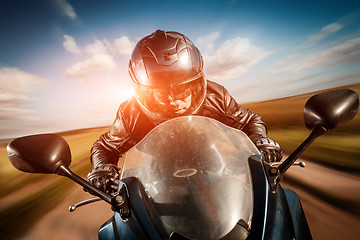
<box><xmin>255</xmin><ymin>137</ymin><xmax>283</xmax><ymax>163</ymax></box>
<box><xmin>86</xmin><ymin>164</ymin><xmax>120</xmax><ymax>196</ymax></box>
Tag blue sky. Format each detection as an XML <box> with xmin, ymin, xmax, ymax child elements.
<box><xmin>1</xmin><ymin>0</ymin><xmax>360</xmax><ymax>138</ymax></box>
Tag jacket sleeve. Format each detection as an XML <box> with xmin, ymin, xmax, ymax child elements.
<box><xmin>223</xmin><ymin>87</ymin><xmax>268</xmax><ymax>142</ymax></box>
<box><xmin>90</xmin><ymin>108</ymin><xmax>136</xmax><ymax>168</ymax></box>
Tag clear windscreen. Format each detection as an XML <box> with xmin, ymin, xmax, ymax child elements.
<box><xmin>122</xmin><ymin>116</ymin><xmax>260</xmax><ymax>239</ymax></box>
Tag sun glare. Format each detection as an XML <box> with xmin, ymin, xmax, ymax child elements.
<box><xmin>179</xmin><ymin>53</ymin><xmax>190</xmax><ymax>67</ymax></box>
<box><xmin>119</xmin><ymin>86</ymin><xmax>135</xmax><ymax>100</ymax></box>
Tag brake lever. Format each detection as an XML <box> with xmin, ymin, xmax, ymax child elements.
<box><xmin>69</xmin><ymin>197</ymin><xmax>102</xmax><ymax>212</ymax></box>
<box><xmin>270</xmin><ymin>161</ymin><xmax>306</xmax><ymax>168</ymax></box>
<box><xmin>69</xmin><ymin>180</ymin><xmax>130</xmax><ymax>219</ymax></box>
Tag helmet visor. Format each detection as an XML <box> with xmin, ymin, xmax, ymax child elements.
<box><xmin>134</xmin><ymin>76</ymin><xmax>206</xmax><ymax>120</ymax></box>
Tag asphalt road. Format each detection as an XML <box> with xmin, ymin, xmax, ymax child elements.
<box><xmin>16</xmin><ymin>187</ymin><xmax>113</xmax><ymax>240</ymax></box>
<box><xmin>17</xmin><ymin>159</ymin><xmax>360</xmax><ymax>240</ymax></box>
<box><xmin>283</xmin><ymin>181</ymin><xmax>360</xmax><ymax>240</ymax></box>
<box><xmin>283</xmin><ymin>157</ymin><xmax>360</xmax><ymax>240</ymax></box>
<box><xmin>283</xmin><ymin>158</ymin><xmax>360</xmax><ymax>206</ymax></box>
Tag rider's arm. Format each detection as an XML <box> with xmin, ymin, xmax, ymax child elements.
<box><xmin>222</xmin><ymin>86</ymin><xmax>282</xmax><ymax>162</ymax></box>
<box><xmin>201</xmin><ymin>81</ymin><xmax>268</xmax><ymax>143</ymax></box>
<box><xmin>222</xmin><ymin>86</ymin><xmax>268</xmax><ymax>143</ymax></box>
<box><xmin>90</xmin><ymin>105</ymin><xmax>136</xmax><ymax>168</ymax></box>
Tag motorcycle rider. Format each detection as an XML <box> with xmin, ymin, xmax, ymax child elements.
<box><xmin>87</xmin><ymin>30</ymin><xmax>282</xmax><ymax>195</ymax></box>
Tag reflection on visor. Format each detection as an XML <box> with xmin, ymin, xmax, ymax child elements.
<box><xmin>135</xmin><ymin>76</ymin><xmax>206</xmax><ymax>119</ymax></box>
<box><xmin>153</xmin><ymin>85</ymin><xmax>192</xmax><ymax>105</ymax></box>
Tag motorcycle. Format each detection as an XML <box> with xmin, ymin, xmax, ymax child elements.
<box><xmin>7</xmin><ymin>89</ymin><xmax>359</xmax><ymax>240</ymax></box>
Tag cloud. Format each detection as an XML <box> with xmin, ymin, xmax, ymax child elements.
<box><xmin>65</xmin><ymin>54</ymin><xmax>117</xmax><ymax>78</ymax></box>
<box><xmin>301</xmin><ymin>22</ymin><xmax>344</xmax><ymax>48</ymax></box>
<box><xmin>85</xmin><ymin>39</ymin><xmax>108</xmax><ymax>56</ymax></box>
<box><xmin>63</xmin><ymin>33</ymin><xmax>268</xmax><ymax>82</ymax></box>
<box><xmin>196</xmin><ymin>32</ymin><xmax>220</xmax><ymax>52</ymax></box>
<box><xmin>278</xmin><ymin>37</ymin><xmax>360</xmax><ymax>74</ymax></box>
<box><xmin>322</xmin><ymin>23</ymin><xmax>343</xmax><ymax>34</ymax></box>
<box><xmin>305</xmin><ymin>37</ymin><xmax>360</xmax><ymax>66</ymax></box>
<box><xmin>203</xmin><ymin>36</ymin><xmax>269</xmax><ymax>81</ymax></box>
<box><xmin>0</xmin><ymin>67</ymin><xmax>48</xmax><ymax>119</ymax></box>
<box><xmin>63</xmin><ymin>35</ymin><xmax>81</xmax><ymax>54</ymax></box>
<box><xmin>113</xmin><ymin>36</ymin><xmax>136</xmax><ymax>56</ymax></box>
<box><xmin>230</xmin><ymin>36</ymin><xmax>360</xmax><ymax>103</ymax></box>
<box><xmin>53</xmin><ymin>0</ymin><xmax>77</xmax><ymax>20</ymax></box>
<box><xmin>64</xmin><ymin>35</ymin><xmax>136</xmax><ymax>79</ymax></box>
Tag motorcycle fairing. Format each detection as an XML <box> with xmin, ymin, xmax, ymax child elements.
<box><xmin>98</xmin><ymin>159</ymin><xmax>312</xmax><ymax>240</ymax></box>
<box><xmin>283</xmin><ymin>188</ymin><xmax>312</xmax><ymax>239</ymax></box>
<box><xmin>98</xmin><ymin>177</ymin><xmax>163</xmax><ymax>240</ymax></box>
<box><xmin>247</xmin><ymin>156</ymin><xmax>312</xmax><ymax>240</ymax></box>
<box><xmin>98</xmin><ymin>116</ymin><xmax>312</xmax><ymax>240</ymax></box>
<box><xmin>264</xmin><ymin>184</ymin><xmax>296</xmax><ymax>239</ymax></box>
<box><xmin>246</xmin><ymin>155</ymin><xmax>269</xmax><ymax>240</ymax></box>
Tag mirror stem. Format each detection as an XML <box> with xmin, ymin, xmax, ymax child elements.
<box><xmin>56</xmin><ymin>165</ymin><xmax>112</xmax><ymax>204</ymax></box>
<box><xmin>278</xmin><ymin>125</ymin><xmax>327</xmax><ymax>175</ymax></box>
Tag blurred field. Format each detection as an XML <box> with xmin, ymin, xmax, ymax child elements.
<box><xmin>0</xmin><ymin>85</ymin><xmax>359</xmax><ymax>239</ymax></box>
<box><xmin>244</xmin><ymin>84</ymin><xmax>360</xmax><ymax>171</ymax></box>
<box><xmin>0</xmin><ymin>127</ymin><xmax>109</xmax><ymax>240</ymax></box>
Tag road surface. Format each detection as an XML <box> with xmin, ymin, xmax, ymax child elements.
<box><xmin>17</xmin><ymin>159</ymin><xmax>360</xmax><ymax>240</ymax></box>
<box><xmin>283</xmin><ymin>157</ymin><xmax>360</xmax><ymax>240</ymax></box>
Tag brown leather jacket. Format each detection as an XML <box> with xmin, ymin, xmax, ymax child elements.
<box><xmin>90</xmin><ymin>80</ymin><xmax>267</xmax><ymax>167</ymax></box>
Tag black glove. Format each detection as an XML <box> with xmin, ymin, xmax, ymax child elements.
<box><xmin>255</xmin><ymin>137</ymin><xmax>283</xmax><ymax>163</ymax></box>
<box><xmin>86</xmin><ymin>164</ymin><xmax>120</xmax><ymax>196</ymax></box>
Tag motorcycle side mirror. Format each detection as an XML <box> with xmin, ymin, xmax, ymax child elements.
<box><xmin>304</xmin><ymin>89</ymin><xmax>359</xmax><ymax>131</ymax></box>
<box><xmin>7</xmin><ymin>133</ymin><xmax>126</xmax><ymax>213</ymax></box>
<box><xmin>7</xmin><ymin>134</ymin><xmax>72</xmax><ymax>174</ymax></box>
<box><xmin>276</xmin><ymin>89</ymin><xmax>359</xmax><ymax>180</ymax></box>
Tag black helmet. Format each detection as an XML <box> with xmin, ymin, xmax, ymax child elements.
<box><xmin>129</xmin><ymin>30</ymin><xmax>207</xmax><ymax>122</ymax></box>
